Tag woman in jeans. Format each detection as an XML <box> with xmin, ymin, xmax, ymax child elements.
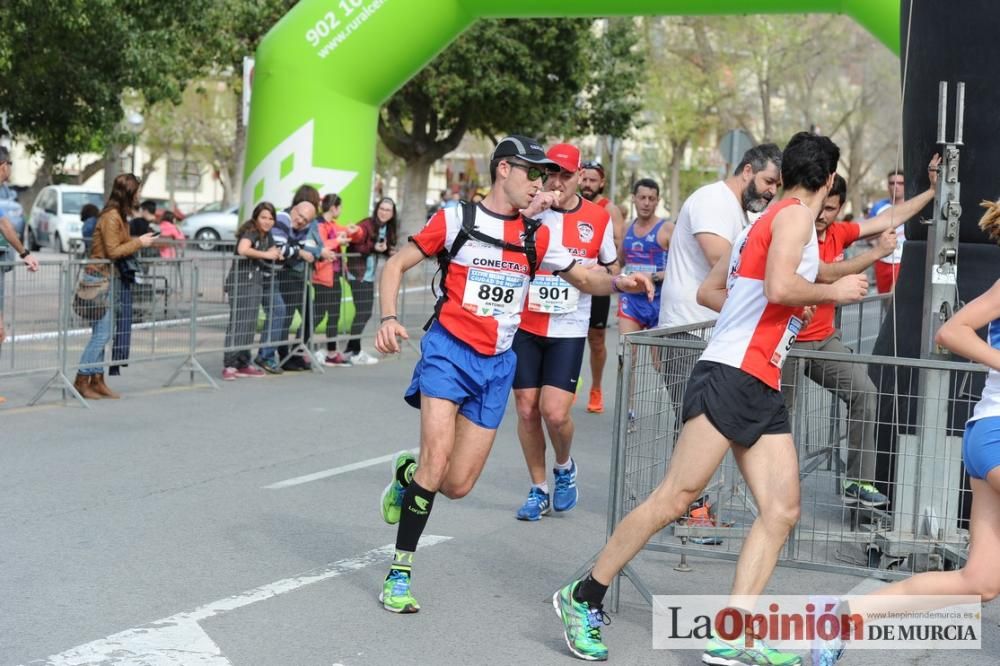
<box><xmin>222</xmin><ymin>202</ymin><xmax>282</xmax><ymax>380</ymax></box>
<box><xmin>74</xmin><ymin>174</ymin><xmax>155</xmax><ymax>399</ymax></box>
<box><xmin>344</xmin><ymin>197</ymin><xmax>398</xmax><ymax>366</ymax></box>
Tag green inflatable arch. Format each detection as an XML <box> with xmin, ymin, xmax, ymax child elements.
<box><xmin>241</xmin><ymin>0</ymin><xmax>899</xmax><ymax>223</ymax></box>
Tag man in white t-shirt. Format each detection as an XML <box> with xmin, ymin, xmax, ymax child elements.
<box><xmin>658</xmin><ymin>143</ymin><xmax>783</xmax><ymax>330</ymax></box>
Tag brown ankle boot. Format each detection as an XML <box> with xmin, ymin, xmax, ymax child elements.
<box><xmin>90</xmin><ymin>373</ymin><xmax>120</xmax><ymax>399</ymax></box>
<box><xmin>74</xmin><ymin>373</ymin><xmax>104</xmax><ymax>400</ymax></box>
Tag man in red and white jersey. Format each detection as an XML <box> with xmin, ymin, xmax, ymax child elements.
<box><xmin>512</xmin><ymin>143</ymin><xmax>618</xmax><ymax>521</ymax></box>
<box><xmin>578</xmin><ymin>160</ymin><xmax>625</xmax><ymax>413</ymax></box>
<box><xmin>781</xmin><ymin>162</ymin><xmax>938</xmax><ymax>510</ymax></box>
<box><xmin>372</xmin><ymin>135</ymin><xmax>654</xmax><ymax>615</ymax></box>
<box><xmin>554</xmin><ymin>132</ymin><xmax>869</xmax><ymax>664</ymax></box>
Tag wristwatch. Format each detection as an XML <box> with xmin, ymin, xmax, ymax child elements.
<box><xmin>18</xmin><ymin>249</ymin><xmax>30</xmax><ymax>259</ymax></box>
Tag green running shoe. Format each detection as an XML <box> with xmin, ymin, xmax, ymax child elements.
<box><xmin>380</xmin><ymin>450</ymin><xmax>416</xmax><ymax>525</ymax></box>
<box><xmin>552</xmin><ymin>581</ymin><xmax>610</xmax><ymax>661</ymax></box>
<box><xmin>702</xmin><ymin>636</ymin><xmax>802</xmax><ymax>665</ymax></box>
<box><xmin>379</xmin><ymin>568</ymin><xmax>420</xmax><ymax>614</ymax></box>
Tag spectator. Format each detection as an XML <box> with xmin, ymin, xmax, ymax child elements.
<box><xmin>259</xmin><ymin>185</ymin><xmax>323</xmax><ymax>372</ymax></box>
<box><xmin>311</xmin><ymin>193</ymin><xmax>350</xmax><ymax>366</ymax></box>
<box><xmin>868</xmin><ymin>168</ymin><xmax>907</xmax><ymax>293</ymax></box>
<box><xmin>222</xmin><ymin>202</ymin><xmax>281</xmax><ymax>381</ymax></box>
<box><xmin>0</xmin><ymin>148</ymin><xmax>39</xmax><ymax>405</ymax></box>
<box><xmin>130</xmin><ymin>199</ymin><xmax>157</xmax><ymax>237</ymax></box>
<box><xmin>157</xmin><ymin>211</ymin><xmax>186</xmax><ymax>260</ymax></box>
<box><xmin>80</xmin><ymin>203</ymin><xmax>100</xmax><ymax>255</ymax></box>
<box><xmin>74</xmin><ymin>173</ymin><xmax>155</xmax><ymax>399</ymax></box>
<box><xmin>344</xmin><ymin>197</ymin><xmax>397</xmax><ymax>365</ymax></box>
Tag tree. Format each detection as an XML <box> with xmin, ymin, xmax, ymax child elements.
<box><xmin>378</xmin><ymin>19</ymin><xmax>593</xmax><ymax>233</ymax></box>
<box><xmin>0</xmin><ymin>0</ymin><xmax>216</xmax><ymax>209</ymax></box>
<box><xmin>201</xmin><ymin>0</ymin><xmax>299</xmax><ymax>204</ymax></box>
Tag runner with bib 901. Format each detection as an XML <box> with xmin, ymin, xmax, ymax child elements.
<box><xmin>373</xmin><ymin>135</ymin><xmax>655</xmax><ymax>615</ymax></box>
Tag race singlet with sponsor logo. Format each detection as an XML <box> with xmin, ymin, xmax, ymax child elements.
<box><xmin>527</xmin><ymin>274</ymin><xmax>579</xmax><ymax>314</ymax></box>
<box><xmin>462</xmin><ymin>267</ymin><xmax>528</xmax><ymax>317</ymax></box>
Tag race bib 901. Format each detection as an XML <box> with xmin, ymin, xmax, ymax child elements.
<box><xmin>462</xmin><ymin>268</ymin><xmax>527</xmax><ymax>317</ymax></box>
<box><xmin>528</xmin><ymin>275</ymin><xmax>579</xmax><ymax>314</ymax></box>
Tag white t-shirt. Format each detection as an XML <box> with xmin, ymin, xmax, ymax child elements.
<box><xmin>658</xmin><ymin>180</ymin><xmax>748</xmax><ymax>328</ymax></box>
<box><xmin>869</xmin><ymin>198</ymin><xmax>906</xmax><ymax>264</ymax></box>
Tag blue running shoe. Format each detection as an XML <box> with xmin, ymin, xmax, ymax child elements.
<box><xmin>810</xmin><ymin>596</ymin><xmax>846</xmax><ymax>666</ymax></box>
<box><xmin>553</xmin><ymin>459</ymin><xmax>579</xmax><ymax>512</ymax></box>
<box><xmin>516</xmin><ymin>487</ymin><xmax>551</xmax><ymax>521</ymax></box>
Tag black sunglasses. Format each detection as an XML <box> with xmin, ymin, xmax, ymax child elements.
<box><xmin>581</xmin><ymin>160</ymin><xmax>604</xmax><ymax>173</ymax></box>
<box><xmin>507</xmin><ymin>161</ymin><xmax>549</xmax><ymax>183</ymax></box>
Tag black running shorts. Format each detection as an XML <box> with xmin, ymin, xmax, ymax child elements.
<box><xmin>512</xmin><ymin>329</ymin><xmax>586</xmax><ymax>393</ymax></box>
<box><xmin>589</xmin><ymin>294</ymin><xmax>611</xmax><ymax>330</ymax></box>
<box><xmin>681</xmin><ymin>361</ymin><xmax>791</xmax><ymax>447</ymax></box>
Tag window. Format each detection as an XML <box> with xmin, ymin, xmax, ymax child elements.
<box><xmin>62</xmin><ymin>192</ymin><xmax>104</xmax><ymax>215</ymax></box>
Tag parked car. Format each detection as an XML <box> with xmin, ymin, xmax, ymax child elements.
<box><xmin>179</xmin><ymin>205</ymin><xmax>239</xmax><ymax>250</ymax></box>
<box><xmin>27</xmin><ymin>185</ymin><xmax>104</xmax><ymax>253</ymax></box>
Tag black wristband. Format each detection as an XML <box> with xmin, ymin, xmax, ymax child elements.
<box><xmin>18</xmin><ymin>250</ymin><xmax>30</xmax><ymax>259</ymax></box>
<box><xmin>380</xmin><ymin>315</ymin><xmax>398</xmax><ymax>323</ymax></box>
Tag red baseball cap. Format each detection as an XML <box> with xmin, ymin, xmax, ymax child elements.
<box><xmin>546</xmin><ymin>143</ymin><xmax>581</xmax><ymax>173</ymax></box>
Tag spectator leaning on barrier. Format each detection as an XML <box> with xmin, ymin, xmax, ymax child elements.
<box><xmin>782</xmin><ymin>159</ymin><xmax>940</xmax><ymax>510</ymax></box>
<box><xmin>75</xmin><ymin>173</ymin><xmax>156</xmax><ymax>400</ymax></box>
<box><xmin>0</xmin><ymin>148</ymin><xmax>39</xmax><ymax>405</ymax></box>
<box><xmin>342</xmin><ymin>197</ymin><xmax>398</xmax><ymax>366</ymax></box>
<box><xmin>262</xmin><ymin>185</ymin><xmax>322</xmax><ymax>372</ymax></box>
<box><xmin>222</xmin><ymin>202</ymin><xmax>282</xmax><ymax>381</ymax></box>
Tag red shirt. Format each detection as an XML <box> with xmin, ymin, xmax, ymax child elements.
<box><xmin>796</xmin><ymin>221</ymin><xmax>861</xmax><ymax>342</ymax></box>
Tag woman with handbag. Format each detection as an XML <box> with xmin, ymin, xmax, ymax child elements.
<box><xmin>74</xmin><ymin>174</ymin><xmax>155</xmax><ymax>400</ymax></box>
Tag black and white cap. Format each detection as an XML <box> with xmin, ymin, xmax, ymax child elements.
<box><xmin>491</xmin><ymin>135</ymin><xmax>557</xmax><ymax>168</ymax></box>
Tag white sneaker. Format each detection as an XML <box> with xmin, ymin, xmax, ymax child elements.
<box><xmin>351</xmin><ymin>350</ymin><xmax>379</xmax><ymax>366</ymax></box>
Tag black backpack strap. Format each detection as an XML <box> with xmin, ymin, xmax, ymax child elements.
<box><xmin>520</xmin><ymin>216</ymin><xmax>540</xmax><ymax>281</ymax></box>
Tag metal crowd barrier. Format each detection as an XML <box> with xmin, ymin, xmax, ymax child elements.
<box><xmin>0</xmin><ymin>249</ymin><xmax>442</xmax><ymax>407</ymax></box>
<box><xmin>590</xmin><ymin>294</ymin><xmax>985</xmax><ymax>610</ymax></box>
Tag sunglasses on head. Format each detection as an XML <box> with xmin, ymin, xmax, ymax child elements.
<box><xmin>507</xmin><ymin>161</ymin><xmax>549</xmax><ymax>183</ymax></box>
<box><xmin>581</xmin><ymin>160</ymin><xmax>604</xmax><ymax>173</ymax></box>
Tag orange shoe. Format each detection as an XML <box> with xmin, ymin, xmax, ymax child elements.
<box><xmin>586</xmin><ymin>388</ymin><xmax>604</xmax><ymax>413</ymax></box>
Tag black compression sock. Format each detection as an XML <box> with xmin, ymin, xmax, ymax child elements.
<box><xmin>573</xmin><ymin>573</ymin><xmax>609</xmax><ymax>608</ymax></box>
<box><xmin>395</xmin><ymin>481</ymin><xmax>435</xmax><ymax>553</ymax></box>
<box><xmin>395</xmin><ymin>459</ymin><xmax>416</xmax><ymax>487</ymax></box>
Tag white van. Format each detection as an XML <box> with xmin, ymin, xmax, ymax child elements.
<box><xmin>27</xmin><ymin>185</ymin><xmax>105</xmax><ymax>253</ymax></box>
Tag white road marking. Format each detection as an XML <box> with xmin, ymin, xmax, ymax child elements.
<box><xmin>264</xmin><ymin>448</ymin><xmax>419</xmax><ymax>490</ymax></box>
<box><xmin>28</xmin><ymin>535</ymin><xmax>450</xmax><ymax>665</ymax></box>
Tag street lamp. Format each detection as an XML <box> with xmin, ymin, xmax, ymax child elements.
<box><xmin>126</xmin><ymin>112</ymin><xmax>144</xmax><ymax>174</ymax></box>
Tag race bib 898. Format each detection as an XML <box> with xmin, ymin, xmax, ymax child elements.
<box><xmin>462</xmin><ymin>268</ymin><xmax>527</xmax><ymax>317</ymax></box>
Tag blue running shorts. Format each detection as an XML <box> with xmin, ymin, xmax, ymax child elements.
<box><xmin>404</xmin><ymin>321</ymin><xmax>516</xmax><ymax>430</ymax></box>
<box><xmin>962</xmin><ymin>416</ymin><xmax>1000</xmax><ymax>480</ymax></box>
<box><xmin>618</xmin><ymin>291</ymin><xmax>661</xmax><ymax>330</ymax></box>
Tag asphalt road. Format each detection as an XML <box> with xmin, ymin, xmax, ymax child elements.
<box><xmin>1</xmin><ymin>332</ymin><xmax>997</xmax><ymax>665</ymax></box>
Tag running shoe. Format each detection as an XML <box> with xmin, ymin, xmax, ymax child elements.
<box><xmin>234</xmin><ymin>365</ymin><xmax>265</xmax><ymax>378</ymax></box>
<box><xmin>553</xmin><ymin>581</ymin><xmax>610</xmax><ymax>661</ymax></box>
<box><xmin>684</xmin><ymin>502</ymin><xmax>723</xmax><ymax>546</ymax></box>
<box><xmin>516</xmin><ymin>486</ymin><xmax>551</xmax><ymax>521</ymax></box>
<box><xmin>842</xmin><ymin>480</ymin><xmax>888</xmax><ymax>508</ymax></box>
<box><xmin>324</xmin><ymin>352</ymin><xmax>350</xmax><ymax>367</ymax></box>
<box><xmin>352</xmin><ymin>350</ymin><xmax>380</xmax><ymax>366</ymax></box>
<box><xmin>380</xmin><ymin>450</ymin><xmax>417</xmax><ymax>525</ymax></box>
<box><xmin>809</xmin><ymin>597</ymin><xmax>846</xmax><ymax>666</ymax></box>
<box><xmin>379</xmin><ymin>568</ymin><xmax>420</xmax><ymax>614</ymax></box>
<box><xmin>254</xmin><ymin>356</ymin><xmax>283</xmax><ymax>375</ymax></box>
<box><xmin>587</xmin><ymin>388</ymin><xmax>604</xmax><ymax>413</ymax></box>
<box><xmin>553</xmin><ymin>459</ymin><xmax>578</xmax><ymax>512</ymax></box>
<box><xmin>222</xmin><ymin>367</ymin><xmax>237</xmax><ymax>381</ymax></box>
<box><xmin>702</xmin><ymin>636</ymin><xmax>802</xmax><ymax>665</ymax></box>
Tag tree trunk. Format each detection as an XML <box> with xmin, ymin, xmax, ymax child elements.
<box><xmin>76</xmin><ymin>158</ymin><xmax>104</xmax><ymax>186</ymax></box>
<box><xmin>230</xmin><ymin>90</ymin><xmax>247</xmax><ymax>207</ymax></box>
<box><xmin>668</xmin><ymin>137</ymin><xmax>687</xmax><ymax>217</ymax></box>
<box><xmin>104</xmin><ymin>144</ymin><xmax>122</xmax><ymax>198</ymax></box>
<box><xmin>399</xmin><ymin>157</ymin><xmax>435</xmax><ymax>238</ymax></box>
<box><xmin>22</xmin><ymin>159</ymin><xmax>54</xmax><ymax>218</ymax></box>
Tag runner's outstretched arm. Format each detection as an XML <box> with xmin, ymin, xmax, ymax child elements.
<box><xmin>375</xmin><ymin>243</ymin><xmax>424</xmax><ymax>354</ymax></box>
<box><xmin>559</xmin><ymin>262</ymin><xmax>654</xmax><ymax>299</ymax></box>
